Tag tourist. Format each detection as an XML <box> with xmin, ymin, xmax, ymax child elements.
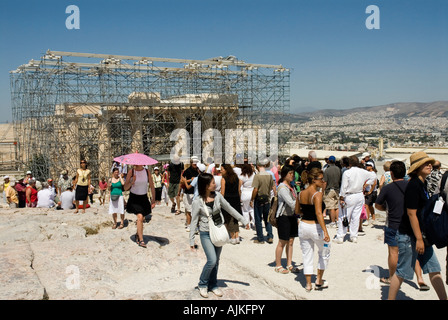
<box><xmin>322</xmin><ymin>155</ymin><xmax>341</xmax><ymax>228</ymax></box>
<box><xmin>37</xmin><ymin>182</ymin><xmax>56</xmax><ymax>208</ymax></box>
<box><xmin>361</xmin><ymin>152</ymin><xmax>375</xmax><ymax>168</ymax></box>
<box><xmin>297</xmin><ymin>168</ymin><xmax>331</xmax><ymax>291</ymax></box>
<box><xmin>220</xmin><ymin>164</ymin><xmax>243</xmax><ymax>244</ymax></box>
<box><xmin>212</xmin><ymin>164</ymin><xmax>222</xmax><ymax>193</ymax></box>
<box><xmin>74</xmin><ymin>160</ymin><xmax>91</xmax><ymax>213</ymax></box>
<box><xmin>58</xmin><ymin>170</ymin><xmax>72</xmax><ymax>197</ymax></box>
<box><xmin>184</xmin><ymin>163</ymin><xmax>206</xmax><ymax>201</ymax></box>
<box><xmin>23</xmin><ymin>171</ymin><xmax>33</xmax><ymax>184</ymax></box>
<box><xmin>426</xmin><ymin>160</ymin><xmax>442</xmax><ymax>197</ymax></box>
<box><xmin>124</xmin><ymin>165</ymin><xmax>156</xmax><ymax>248</ymax></box>
<box><xmin>2</xmin><ymin>176</ymin><xmax>10</xmax><ymax>205</ymax></box>
<box><xmin>334</xmin><ymin>155</ymin><xmax>376</xmax><ymax>244</ymax></box>
<box><xmin>189</xmin><ymin>173</ymin><xmax>249</xmax><ymax>298</ymax></box>
<box><xmin>340</xmin><ymin>156</ymin><xmax>350</xmax><ymax>175</ymax></box>
<box><xmin>58</xmin><ymin>186</ymin><xmax>75</xmax><ymax>210</ymax></box>
<box><xmin>363</xmin><ymin>161</ymin><xmax>378</xmax><ymax>225</ymax></box>
<box><xmin>273</xmin><ymin>165</ymin><xmax>299</xmax><ymax>274</ymax></box>
<box><xmin>98</xmin><ymin>177</ymin><xmax>108</xmax><ymax>205</ymax></box>
<box><xmin>25</xmin><ymin>178</ymin><xmax>38</xmax><ymax>207</ymax></box>
<box><xmin>47</xmin><ymin>178</ymin><xmax>56</xmax><ymax>198</ymax></box>
<box><xmin>378</xmin><ymin>161</ymin><xmax>392</xmax><ymax>192</ymax></box>
<box><xmin>240</xmin><ymin>163</ymin><xmax>255</xmax><ymax>230</ymax></box>
<box><xmin>5</xmin><ymin>180</ymin><xmax>18</xmax><ymax>208</ymax></box>
<box><xmin>388</xmin><ymin>151</ymin><xmax>447</xmax><ymax>300</ymax></box>
<box><xmin>109</xmin><ymin>168</ymin><xmax>125</xmax><ymax>229</ymax></box>
<box><xmin>161</xmin><ymin>164</ymin><xmax>170</xmax><ymax>206</ymax></box>
<box><xmin>168</xmin><ymin>155</ymin><xmax>184</xmax><ymax>214</ymax></box>
<box><xmin>374</xmin><ymin>160</ymin><xmax>429</xmax><ymax>290</ymax></box>
<box><xmin>251</xmin><ymin>161</ymin><xmax>276</xmax><ymax>244</ymax></box>
<box><xmin>270</xmin><ymin>155</ymin><xmax>280</xmax><ymax>184</ymax></box>
<box><xmin>14</xmin><ymin>178</ymin><xmax>27</xmax><ymax>208</ymax></box>
<box><xmin>306</xmin><ymin>151</ymin><xmax>322</xmax><ymax>171</ymax></box>
<box><xmin>182</xmin><ymin>156</ymin><xmax>201</xmax><ymax>232</ymax></box>
<box><xmin>152</xmin><ymin>167</ymin><xmax>163</xmax><ymax>205</ymax></box>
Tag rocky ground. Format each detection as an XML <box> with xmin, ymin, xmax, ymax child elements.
<box><xmin>0</xmin><ymin>200</ymin><xmax>446</xmax><ymax>300</ymax></box>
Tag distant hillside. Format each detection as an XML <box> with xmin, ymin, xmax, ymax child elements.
<box><xmin>296</xmin><ymin>101</ymin><xmax>448</xmax><ymax>118</ymax></box>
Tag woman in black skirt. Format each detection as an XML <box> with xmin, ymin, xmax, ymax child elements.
<box><xmin>74</xmin><ymin>159</ymin><xmax>91</xmax><ymax>214</ymax></box>
<box><xmin>124</xmin><ymin>165</ymin><xmax>156</xmax><ymax>248</ymax></box>
<box><xmin>220</xmin><ymin>164</ymin><xmax>243</xmax><ymax>244</ymax></box>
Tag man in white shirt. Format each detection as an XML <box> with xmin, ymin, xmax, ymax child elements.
<box><xmin>59</xmin><ymin>187</ymin><xmax>76</xmax><ymax>210</ymax></box>
<box><xmin>334</xmin><ymin>156</ymin><xmax>376</xmax><ymax>243</ymax></box>
<box><xmin>37</xmin><ymin>182</ymin><xmax>56</xmax><ymax>208</ymax></box>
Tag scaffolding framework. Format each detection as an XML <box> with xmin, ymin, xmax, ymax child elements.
<box><xmin>10</xmin><ymin>50</ymin><xmax>290</xmax><ymax>181</ymax></box>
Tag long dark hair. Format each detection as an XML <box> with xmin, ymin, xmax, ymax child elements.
<box><xmin>198</xmin><ymin>173</ymin><xmax>214</xmax><ymax>200</ymax></box>
<box><xmin>241</xmin><ymin>164</ymin><xmax>253</xmax><ymax>177</ymax></box>
<box><xmin>222</xmin><ymin>164</ymin><xmax>238</xmax><ymax>184</ymax></box>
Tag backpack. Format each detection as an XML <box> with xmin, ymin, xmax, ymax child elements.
<box><xmin>268</xmin><ymin>195</ymin><xmax>279</xmax><ymax>228</ymax></box>
<box><xmin>268</xmin><ymin>185</ymin><xmax>288</xmax><ymax>228</ymax></box>
<box><xmin>421</xmin><ymin>172</ymin><xmax>448</xmax><ymax>249</ymax></box>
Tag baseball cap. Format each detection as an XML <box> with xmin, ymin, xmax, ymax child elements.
<box><xmin>197</xmin><ymin>163</ymin><xmax>206</xmax><ymax>172</ymax></box>
<box><xmin>366</xmin><ymin>161</ymin><xmax>375</xmax><ymax>168</ymax></box>
<box><xmin>328</xmin><ymin>156</ymin><xmax>336</xmax><ymax>162</ymax></box>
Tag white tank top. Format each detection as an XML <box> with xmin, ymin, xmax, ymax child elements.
<box><xmin>130</xmin><ymin>169</ymin><xmax>148</xmax><ymax>195</ymax></box>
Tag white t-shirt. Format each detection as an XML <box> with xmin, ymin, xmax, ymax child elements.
<box><xmin>37</xmin><ymin>188</ymin><xmax>55</xmax><ymax>208</ymax></box>
<box><xmin>60</xmin><ymin>190</ymin><xmax>75</xmax><ymax>210</ymax></box>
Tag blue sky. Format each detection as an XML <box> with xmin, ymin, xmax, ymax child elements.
<box><xmin>0</xmin><ymin>0</ymin><xmax>447</xmax><ymax>122</ymax></box>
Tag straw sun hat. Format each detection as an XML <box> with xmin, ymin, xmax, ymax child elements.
<box><xmin>408</xmin><ymin>151</ymin><xmax>435</xmax><ymax>175</ymax></box>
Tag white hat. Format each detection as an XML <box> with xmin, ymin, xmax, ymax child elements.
<box><xmin>26</xmin><ymin>171</ymin><xmax>32</xmax><ymax>174</ymax></box>
<box><xmin>4</xmin><ymin>175</ymin><xmax>9</xmax><ymax>179</ymax></box>
<box><xmin>366</xmin><ymin>161</ymin><xmax>375</xmax><ymax>169</ymax></box>
<box><xmin>154</xmin><ymin>167</ymin><xmax>159</xmax><ymax>171</ymax></box>
<box><xmin>197</xmin><ymin>163</ymin><xmax>206</xmax><ymax>172</ymax></box>
<box><xmin>362</xmin><ymin>152</ymin><xmax>371</xmax><ymax>158</ymax></box>
<box><xmin>191</xmin><ymin>156</ymin><xmax>200</xmax><ymax>163</ymax></box>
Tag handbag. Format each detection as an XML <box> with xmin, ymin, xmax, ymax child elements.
<box><xmin>201</xmin><ymin>198</ymin><xmax>229</xmax><ymax>247</ymax></box>
<box><xmin>110</xmin><ymin>194</ymin><xmax>120</xmax><ymax>201</ymax></box>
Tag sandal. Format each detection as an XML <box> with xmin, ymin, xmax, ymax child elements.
<box><xmin>138</xmin><ymin>240</ymin><xmax>147</xmax><ymax>248</ymax></box>
<box><xmin>175</xmin><ymin>210</ymin><xmax>181</xmax><ymax>215</ymax></box>
<box><xmin>287</xmin><ymin>265</ymin><xmax>301</xmax><ymax>273</ymax></box>
<box><xmin>380</xmin><ymin>277</ymin><xmax>391</xmax><ymax>285</ymax></box>
<box><xmin>305</xmin><ymin>285</ymin><xmax>313</xmax><ymax>292</ymax></box>
<box><xmin>315</xmin><ymin>281</ymin><xmax>329</xmax><ymax>290</ymax></box>
<box><xmin>274</xmin><ymin>266</ymin><xmax>289</xmax><ymax>274</ymax></box>
<box><xmin>418</xmin><ymin>283</ymin><xmax>430</xmax><ymax>291</ymax></box>
<box><xmin>112</xmin><ymin>223</ymin><xmax>117</xmax><ymax>230</ymax></box>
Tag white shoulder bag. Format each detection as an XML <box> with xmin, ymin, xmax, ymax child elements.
<box><xmin>201</xmin><ymin>198</ymin><xmax>229</xmax><ymax>247</ymax></box>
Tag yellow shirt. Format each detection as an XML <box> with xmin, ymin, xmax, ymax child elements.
<box><xmin>6</xmin><ymin>186</ymin><xmax>18</xmax><ymax>204</ymax></box>
<box><xmin>77</xmin><ymin>169</ymin><xmax>91</xmax><ymax>186</ymax></box>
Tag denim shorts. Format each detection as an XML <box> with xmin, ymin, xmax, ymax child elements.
<box><xmin>395</xmin><ymin>232</ymin><xmax>441</xmax><ymax>280</ymax></box>
<box><xmin>384</xmin><ymin>227</ymin><xmax>398</xmax><ymax>246</ymax></box>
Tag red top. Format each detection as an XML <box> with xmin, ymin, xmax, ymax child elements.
<box><xmin>26</xmin><ymin>186</ymin><xmax>38</xmax><ymax>203</ymax></box>
<box><xmin>99</xmin><ymin>181</ymin><xmax>108</xmax><ymax>190</ymax></box>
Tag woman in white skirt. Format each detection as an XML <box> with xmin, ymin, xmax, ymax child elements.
<box><xmin>109</xmin><ymin>168</ymin><xmax>125</xmax><ymax>229</ymax></box>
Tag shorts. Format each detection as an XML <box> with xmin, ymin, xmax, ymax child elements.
<box><xmin>183</xmin><ymin>193</ymin><xmax>194</xmax><ymax>212</ymax></box>
<box><xmin>276</xmin><ymin>215</ymin><xmax>298</xmax><ymax>241</ymax></box>
<box><xmin>168</xmin><ymin>183</ymin><xmax>180</xmax><ymax>199</ymax></box>
<box><xmin>384</xmin><ymin>227</ymin><xmax>398</xmax><ymax>247</ymax></box>
<box><xmin>364</xmin><ymin>191</ymin><xmax>377</xmax><ymax>206</ymax></box>
<box><xmin>323</xmin><ymin>189</ymin><xmax>339</xmax><ymax>210</ymax></box>
<box><xmin>395</xmin><ymin>232</ymin><xmax>441</xmax><ymax>281</ymax></box>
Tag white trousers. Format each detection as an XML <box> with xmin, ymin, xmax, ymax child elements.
<box><xmin>241</xmin><ymin>188</ymin><xmax>254</xmax><ymax>225</ymax></box>
<box><xmin>298</xmin><ymin>222</ymin><xmax>330</xmax><ymax>275</ymax></box>
<box><xmin>337</xmin><ymin>192</ymin><xmax>364</xmax><ymax>240</ymax></box>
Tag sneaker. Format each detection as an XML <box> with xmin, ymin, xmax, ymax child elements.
<box><xmin>186</xmin><ymin>226</ymin><xmax>190</xmax><ymax>232</ymax></box>
<box><xmin>363</xmin><ymin>220</ymin><xmax>369</xmax><ymax>226</ymax></box>
<box><xmin>210</xmin><ymin>287</ymin><xmax>223</xmax><ymax>297</ymax></box>
<box><xmin>198</xmin><ymin>287</ymin><xmax>208</xmax><ymax>298</ymax></box>
<box><xmin>333</xmin><ymin>237</ymin><xmax>343</xmax><ymax>244</ymax></box>
<box><xmin>329</xmin><ymin>222</ymin><xmax>337</xmax><ymax>228</ymax></box>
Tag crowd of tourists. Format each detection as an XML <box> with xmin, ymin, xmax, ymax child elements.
<box><xmin>1</xmin><ymin>150</ymin><xmax>447</xmax><ymax>299</ymax></box>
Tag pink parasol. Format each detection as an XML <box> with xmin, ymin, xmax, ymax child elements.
<box><xmin>114</xmin><ymin>152</ymin><xmax>159</xmax><ymax>166</ymax></box>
